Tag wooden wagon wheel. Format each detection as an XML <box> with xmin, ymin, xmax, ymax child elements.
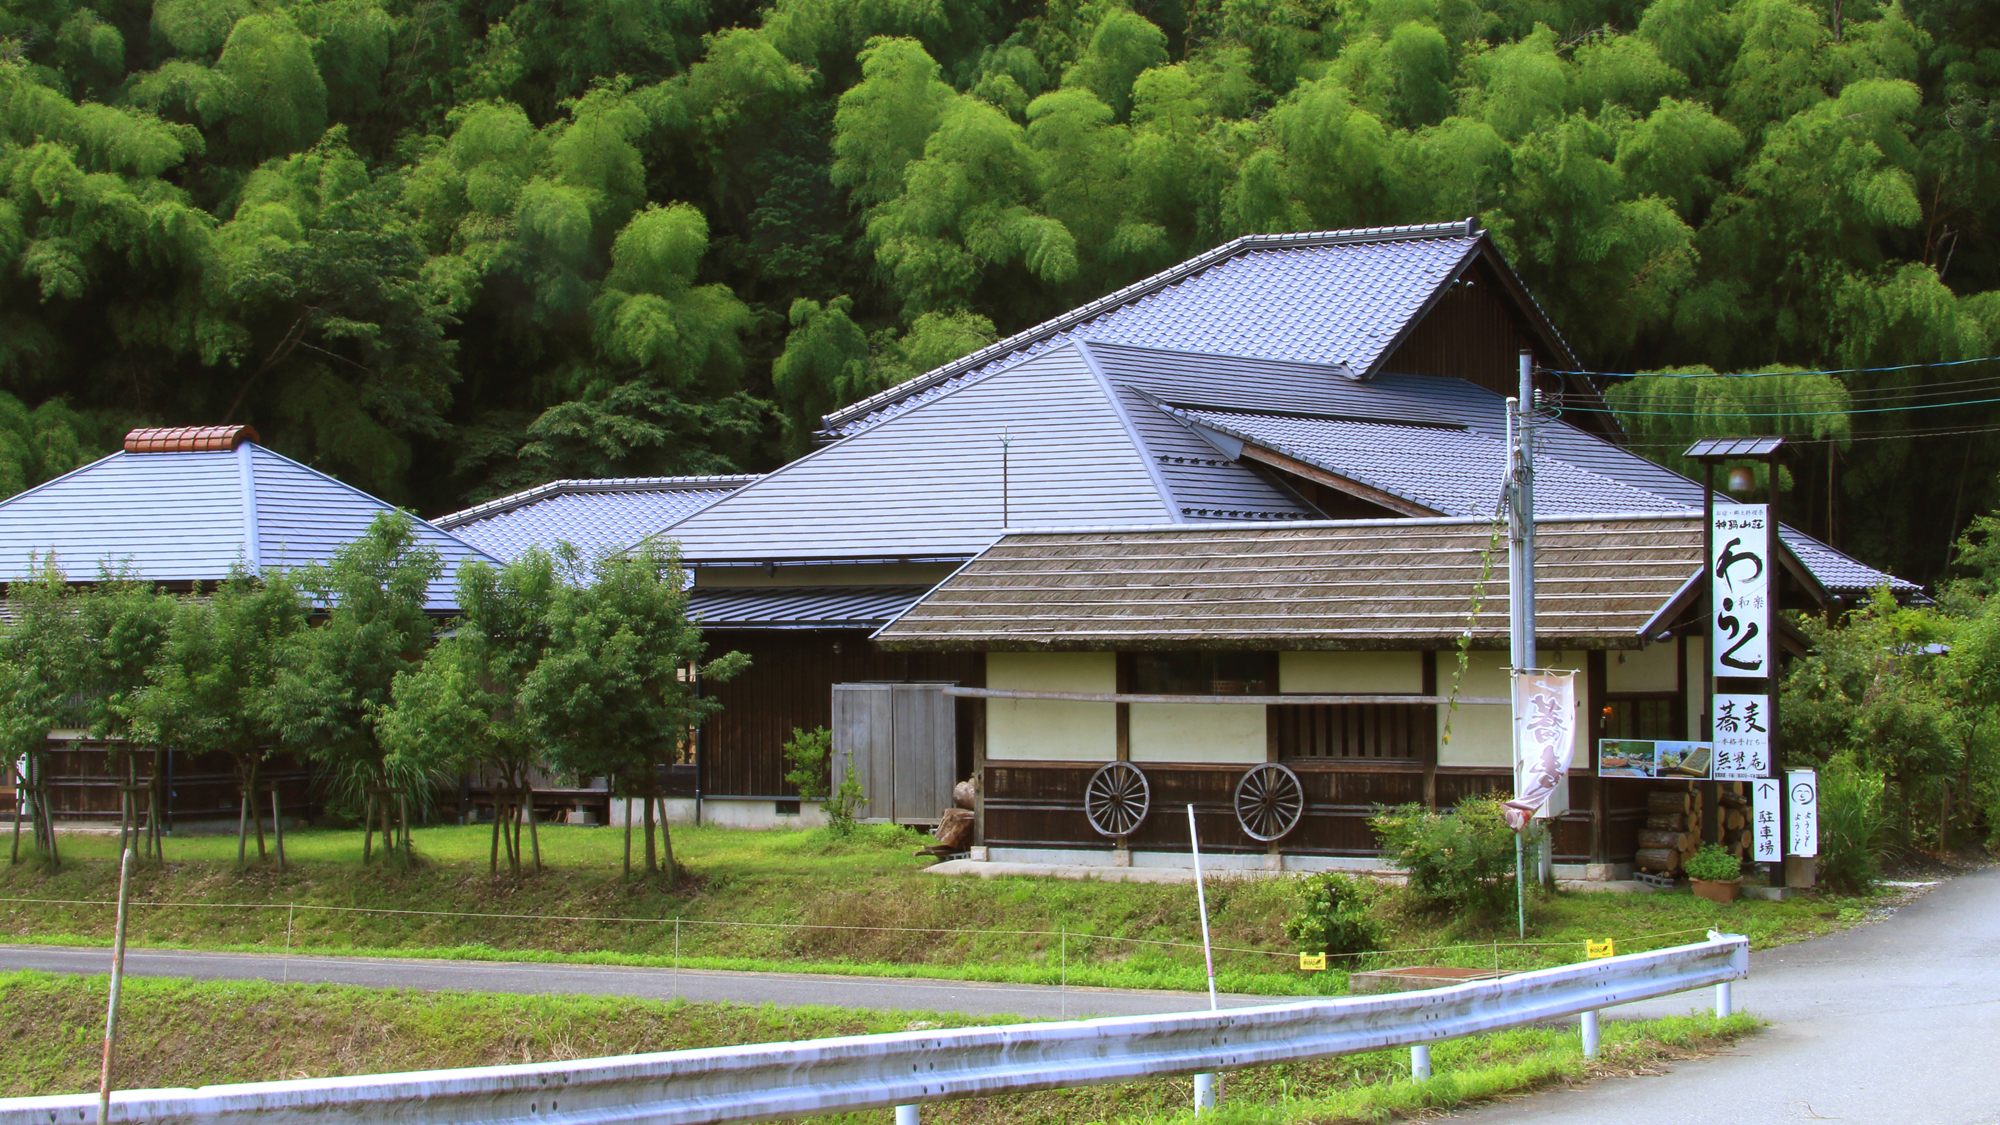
<box><xmin>1084</xmin><ymin>761</ymin><xmax>1150</xmax><ymax>838</ymax></box>
<box><xmin>1234</xmin><ymin>763</ymin><xmax>1304</xmax><ymax>842</ymax></box>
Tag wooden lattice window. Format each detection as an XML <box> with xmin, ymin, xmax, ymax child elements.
<box><xmin>1604</xmin><ymin>697</ymin><xmax>1676</xmax><ymax>741</ymax></box>
<box><xmin>1270</xmin><ymin>703</ymin><xmax>1435</xmax><ymax>761</ymax></box>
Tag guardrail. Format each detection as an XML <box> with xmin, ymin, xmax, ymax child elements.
<box><xmin>3</xmin><ymin>933</ymin><xmax>1748</xmax><ymax>1125</ymax></box>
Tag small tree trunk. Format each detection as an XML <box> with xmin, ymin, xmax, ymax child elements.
<box><xmin>363</xmin><ymin>790</ymin><xmax>375</xmax><ymax>864</ymax></box>
<box><xmin>655</xmin><ymin>794</ymin><xmax>675</xmax><ymax>887</ymax></box>
<box><xmin>643</xmin><ymin>792</ymin><xmax>657</xmax><ymax>875</ymax></box>
<box><xmin>488</xmin><ymin>793</ymin><xmax>502</xmax><ymax>876</ymax></box>
<box><xmin>237</xmin><ymin>789</ymin><xmax>249</xmax><ymax>867</ymax></box>
<box><xmin>524</xmin><ymin>789</ymin><xmax>542</xmax><ymax>873</ymax></box>
<box><xmin>399</xmin><ymin>793</ymin><xmax>411</xmax><ymax>862</ymax></box>
<box><xmin>10</xmin><ymin>758</ymin><xmax>22</xmax><ymax>865</ymax></box>
<box><xmin>622</xmin><ymin>788</ymin><xmax>632</xmax><ymax>879</ymax></box>
<box><xmin>250</xmin><ymin>762</ymin><xmax>266</xmax><ymax>861</ymax></box>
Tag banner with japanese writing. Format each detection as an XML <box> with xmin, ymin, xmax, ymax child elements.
<box><xmin>1788</xmin><ymin>769</ymin><xmax>1818</xmax><ymax>857</ymax></box>
<box><xmin>1711</xmin><ymin>503</ymin><xmax>1771</xmax><ymax>678</ymax></box>
<box><xmin>1506</xmin><ymin>670</ymin><xmax>1577</xmax><ymax>831</ymax></box>
<box><xmin>1711</xmin><ymin>693</ymin><xmax>1771</xmax><ymax>780</ymax></box>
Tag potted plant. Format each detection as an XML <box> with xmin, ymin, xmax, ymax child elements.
<box><xmin>1684</xmin><ymin>843</ymin><xmax>1743</xmax><ymax>903</ymax></box>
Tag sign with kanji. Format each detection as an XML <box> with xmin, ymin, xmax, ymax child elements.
<box><xmin>1299</xmin><ymin>952</ymin><xmax>1328</xmax><ymax>971</ymax></box>
<box><xmin>1711</xmin><ymin>503</ymin><xmax>1771</xmax><ymax>678</ymax></box>
<box><xmin>1507</xmin><ymin>670</ymin><xmax>1577</xmax><ymax>828</ymax></box>
<box><xmin>1752</xmin><ymin>777</ymin><xmax>1782</xmax><ymax>862</ymax></box>
<box><xmin>1788</xmin><ymin>769</ymin><xmax>1819</xmax><ymax>858</ymax></box>
<box><xmin>1711</xmin><ymin>693</ymin><xmax>1771</xmax><ymax>780</ymax></box>
<box><xmin>1586</xmin><ymin>939</ymin><xmax>1616</xmax><ymax>959</ymax></box>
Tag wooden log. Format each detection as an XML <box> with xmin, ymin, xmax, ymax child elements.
<box><xmin>1718</xmin><ymin>791</ymin><xmax>1749</xmax><ymax>809</ymax></box>
<box><xmin>1645</xmin><ymin>813</ymin><xmax>1687</xmax><ymax>831</ymax></box>
<box><xmin>1725</xmin><ymin>810</ymin><xmax>1746</xmax><ymax>831</ymax></box>
<box><xmin>1635</xmin><ymin>847</ymin><xmax>1681</xmax><ymax>873</ymax></box>
<box><xmin>1638</xmin><ymin>828</ymin><xmax>1691</xmax><ymax>850</ymax></box>
<box><xmin>1646</xmin><ymin>792</ymin><xmax>1693</xmax><ymax>814</ymax></box>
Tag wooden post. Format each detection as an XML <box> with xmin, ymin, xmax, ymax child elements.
<box><xmin>622</xmin><ymin>788</ymin><xmax>632</xmax><ymax>879</ymax></box>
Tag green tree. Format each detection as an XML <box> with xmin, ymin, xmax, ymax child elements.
<box><xmin>522</xmin><ymin>542</ymin><xmax>748</xmax><ymax>882</ymax></box>
<box><xmin>380</xmin><ymin>547</ymin><xmax>559</xmax><ymax>874</ymax></box>
<box><xmin>136</xmin><ymin>567</ymin><xmax>308</xmax><ymax>864</ymax></box>
<box><xmin>263</xmin><ymin>511</ymin><xmax>442</xmax><ymax>861</ymax></box>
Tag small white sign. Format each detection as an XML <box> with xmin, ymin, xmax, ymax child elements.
<box><xmin>1788</xmin><ymin>769</ymin><xmax>1818</xmax><ymax>858</ymax></box>
<box><xmin>1712</xmin><ymin>694</ymin><xmax>1771</xmax><ymax>780</ymax></box>
<box><xmin>1711</xmin><ymin>504</ymin><xmax>1771</xmax><ymax>678</ymax></box>
<box><xmin>1752</xmin><ymin>777</ymin><xmax>1782</xmax><ymax>863</ymax></box>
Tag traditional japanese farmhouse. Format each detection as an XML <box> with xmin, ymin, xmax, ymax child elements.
<box><xmin>627</xmin><ymin>219</ymin><xmax>1914</xmax><ymax>862</ymax></box>
<box><xmin>0</xmin><ymin>425</ymin><xmax>499</xmax><ymax>828</ymax></box>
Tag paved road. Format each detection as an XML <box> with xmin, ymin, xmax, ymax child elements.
<box><xmin>0</xmin><ymin>944</ymin><xmax>1275</xmax><ymax>1021</ymax></box>
<box><xmin>1446</xmin><ymin>865</ymin><xmax>2000</xmax><ymax>1125</ymax></box>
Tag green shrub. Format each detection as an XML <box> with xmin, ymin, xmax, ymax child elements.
<box><xmin>1283</xmin><ymin>872</ymin><xmax>1382</xmax><ymax>955</ymax></box>
<box><xmin>1683</xmin><ymin>843</ymin><xmax>1741</xmax><ymax>882</ymax></box>
<box><xmin>781</xmin><ymin>726</ymin><xmax>833</xmax><ymax>803</ymax></box>
<box><xmin>1818</xmin><ymin>751</ymin><xmax>1888</xmax><ymax>892</ymax></box>
<box><xmin>824</xmin><ymin>756</ymin><xmax>864</xmax><ymax>837</ymax></box>
<box><xmin>1369</xmin><ymin>795</ymin><xmax>1540</xmax><ymax>918</ymax></box>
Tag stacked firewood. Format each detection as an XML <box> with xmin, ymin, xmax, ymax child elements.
<box><xmin>1635</xmin><ymin>786</ymin><xmax>1700</xmax><ymax>874</ymax></box>
<box><xmin>1635</xmin><ymin>782</ymin><xmax>1755</xmax><ymax>875</ymax></box>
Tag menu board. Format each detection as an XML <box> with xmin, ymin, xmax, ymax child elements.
<box><xmin>1598</xmin><ymin>739</ymin><xmax>1712</xmax><ymax>779</ymax></box>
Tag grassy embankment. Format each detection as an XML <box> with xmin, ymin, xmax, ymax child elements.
<box><xmin>0</xmin><ymin>823</ymin><xmax>1884</xmax><ymax>995</ymax></box>
<box><xmin>1</xmin><ymin>971</ymin><xmax>1758</xmax><ymax>1123</ymax></box>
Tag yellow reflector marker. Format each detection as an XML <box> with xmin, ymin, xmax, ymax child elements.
<box><xmin>1586</xmin><ymin>939</ymin><xmax>1615</xmax><ymax>959</ymax></box>
<box><xmin>1299</xmin><ymin>953</ymin><xmax>1328</xmax><ymax>971</ymax></box>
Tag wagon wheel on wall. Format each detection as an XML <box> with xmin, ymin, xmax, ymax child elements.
<box><xmin>1085</xmin><ymin>761</ymin><xmax>1150</xmax><ymax>838</ymax></box>
<box><xmin>1234</xmin><ymin>763</ymin><xmax>1305</xmax><ymax>842</ymax></box>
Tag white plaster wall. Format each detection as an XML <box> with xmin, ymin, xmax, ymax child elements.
<box><xmin>1437</xmin><ymin>650</ymin><xmax>1589</xmax><ymax>769</ymax></box>
<box><xmin>611</xmin><ymin>798</ymin><xmax>827</xmax><ymax>829</ymax></box>
<box><xmin>1685</xmin><ymin>636</ymin><xmax>1706</xmax><ymax>736</ymax></box>
<box><xmin>1607</xmin><ymin>643</ymin><xmax>1678</xmax><ymax>693</ymax></box>
<box><xmin>985</xmin><ymin>652</ymin><xmax>1117</xmax><ymax>761</ymax></box>
<box><xmin>1278</xmin><ymin>651</ymin><xmax>1423</xmax><ymax>693</ymax></box>
<box><xmin>1129</xmin><ymin>702</ymin><xmax>1266</xmax><ymax>763</ymax></box>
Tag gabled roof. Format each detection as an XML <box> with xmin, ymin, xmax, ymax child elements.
<box><xmin>820</xmin><ymin>220</ymin><xmax>1579</xmax><ymax>440</ymax></box>
<box><xmin>872</xmin><ymin>515</ymin><xmax>1706</xmax><ymax>651</ymax></box>
<box><xmin>436</xmin><ymin>475</ymin><xmax>759</xmax><ymax>563</ymax></box>
<box><xmin>0</xmin><ymin>442</ymin><xmax>497</xmax><ymax>611</ymax></box>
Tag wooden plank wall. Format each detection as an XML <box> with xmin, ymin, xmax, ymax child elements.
<box><xmin>701</xmin><ymin>631</ymin><xmax>981</xmax><ymax>798</ymax></box>
<box><xmin>1384</xmin><ymin>257</ymin><xmax>1545</xmax><ymax>398</ymax></box>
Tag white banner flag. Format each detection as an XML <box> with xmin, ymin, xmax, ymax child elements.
<box><xmin>1712</xmin><ymin>693</ymin><xmax>1771</xmax><ymax>780</ymax></box>
<box><xmin>1506</xmin><ymin>670</ymin><xmax>1577</xmax><ymax>831</ymax></box>
<box><xmin>1711</xmin><ymin>503</ymin><xmax>1771</xmax><ymax>677</ymax></box>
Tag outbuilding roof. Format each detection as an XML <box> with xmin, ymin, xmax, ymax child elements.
<box><xmin>820</xmin><ymin>221</ymin><xmax>1579</xmax><ymax>439</ymax></box>
<box><xmin>872</xmin><ymin>515</ymin><xmax>1708</xmax><ymax>651</ymax></box>
<box><xmin>688</xmin><ymin>586</ymin><xmax>932</xmax><ymax>630</ymax></box>
<box><xmin>0</xmin><ymin>436</ymin><xmax>496</xmax><ymax>611</ymax></box>
<box><xmin>436</xmin><ymin>475</ymin><xmax>758</xmax><ymax>563</ymax></box>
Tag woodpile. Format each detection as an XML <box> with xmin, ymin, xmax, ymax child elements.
<box><xmin>1634</xmin><ymin>781</ymin><xmax>1755</xmax><ymax>876</ymax></box>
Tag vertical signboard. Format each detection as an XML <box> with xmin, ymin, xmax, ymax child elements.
<box><xmin>1711</xmin><ymin>693</ymin><xmax>1771</xmax><ymax>781</ymax></box>
<box><xmin>1787</xmin><ymin>769</ymin><xmax>1819</xmax><ymax>857</ymax></box>
<box><xmin>1507</xmin><ymin>670</ymin><xmax>1577</xmax><ymax>828</ymax></box>
<box><xmin>1711</xmin><ymin>504</ymin><xmax>1771</xmax><ymax>679</ymax></box>
<box><xmin>1751</xmin><ymin>777</ymin><xmax>1782</xmax><ymax>863</ymax></box>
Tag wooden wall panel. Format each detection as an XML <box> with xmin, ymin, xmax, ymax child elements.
<box><xmin>1383</xmin><ymin>259</ymin><xmax>1546</xmax><ymax>397</ymax></box>
<box><xmin>41</xmin><ymin>742</ymin><xmax>311</xmax><ymax>826</ymax></box>
<box><xmin>701</xmin><ymin>631</ymin><xmax>980</xmax><ymax>798</ymax></box>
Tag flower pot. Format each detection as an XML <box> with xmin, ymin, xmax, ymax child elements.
<box><xmin>1691</xmin><ymin>878</ymin><xmax>1742</xmax><ymax>904</ymax></box>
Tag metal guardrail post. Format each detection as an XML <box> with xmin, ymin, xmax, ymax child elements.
<box><xmin>894</xmin><ymin>1105</ymin><xmax>919</xmax><ymax>1124</ymax></box>
<box><xmin>1193</xmin><ymin>1072</ymin><xmax>1216</xmax><ymax>1110</ymax></box>
<box><xmin>1410</xmin><ymin>1044</ymin><xmax>1431</xmax><ymax>1081</ymax></box>
<box><xmin>1580</xmin><ymin>1010</ymin><xmax>1600</xmax><ymax>1059</ymax></box>
<box><xmin>1715</xmin><ymin>981</ymin><xmax>1732</xmax><ymax>1017</ymax></box>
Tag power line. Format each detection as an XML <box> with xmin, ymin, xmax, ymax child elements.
<box><xmin>1554</xmin><ymin>355</ymin><xmax>2000</xmax><ymax>380</ymax></box>
<box><xmin>1561</xmin><ymin>393</ymin><xmax>2000</xmax><ymax>419</ymax></box>
<box><xmin>1619</xmin><ymin>424</ymin><xmax>2000</xmax><ymax>449</ymax></box>
<box><xmin>1601</xmin><ymin>375</ymin><xmax>2000</xmax><ymax>406</ymax></box>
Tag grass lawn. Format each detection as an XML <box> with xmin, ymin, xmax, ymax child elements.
<box><xmin>0</xmin><ymin>970</ymin><xmax>1759</xmax><ymax>1123</ymax></box>
<box><xmin>0</xmin><ymin>823</ymin><xmax>1888</xmax><ymax>995</ymax></box>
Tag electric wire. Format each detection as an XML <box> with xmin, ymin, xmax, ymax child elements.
<box><xmin>1552</xmin><ymin>354</ymin><xmax>2000</xmax><ymax>380</ymax></box>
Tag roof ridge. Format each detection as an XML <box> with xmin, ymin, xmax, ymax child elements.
<box><xmin>434</xmin><ymin>474</ymin><xmax>762</xmax><ymax>529</ymax></box>
<box><xmin>817</xmin><ymin>220</ymin><xmax>1484</xmax><ymax>437</ymax></box>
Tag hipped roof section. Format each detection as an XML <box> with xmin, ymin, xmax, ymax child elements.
<box><xmin>873</xmin><ymin>515</ymin><xmax>1713</xmax><ymax>652</ymax></box>
<box><xmin>0</xmin><ymin>443</ymin><xmax>497</xmax><ymax>611</ymax></box>
<box><xmin>437</xmin><ymin>474</ymin><xmax>760</xmax><ymax>563</ymax></box>
<box><xmin>819</xmin><ymin>221</ymin><xmax>1583</xmax><ymax>440</ymax></box>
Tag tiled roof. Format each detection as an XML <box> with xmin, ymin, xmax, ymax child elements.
<box><xmin>1781</xmin><ymin>529</ymin><xmax>1919</xmax><ymax>595</ymax></box>
<box><xmin>0</xmin><ymin>445</ymin><xmax>497</xmax><ymax>611</ymax></box>
<box><xmin>437</xmin><ymin>476</ymin><xmax>759</xmax><ymax>563</ymax></box>
<box><xmin>1169</xmin><ymin>407</ymin><xmax>1680</xmax><ymax>518</ymax></box>
<box><xmin>874</xmin><ymin>516</ymin><xmax>1705</xmax><ymax>651</ymax></box>
<box><xmin>821</xmin><ymin>221</ymin><xmax>1560</xmax><ymax>439</ymax></box>
<box><xmin>688</xmin><ymin>585</ymin><xmax>931</xmax><ymax>629</ymax></box>
<box><xmin>124</xmin><ymin>425</ymin><xmax>259</xmax><ymax>453</ymax></box>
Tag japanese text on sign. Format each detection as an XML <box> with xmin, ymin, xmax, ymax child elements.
<box><xmin>1299</xmin><ymin>953</ymin><xmax>1328</xmax><ymax>972</ymax></box>
<box><xmin>1752</xmin><ymin>777</ymin><xmax>1782</xmax><ymax>862</ymax></box>
<box><xmin>1712</xmin><ymin>503</ymin><xmax>1771</xmax><ymax>678</ymax></box>
<box><xmin>1586</xmin><ymin>939</ymin><xmax>1615</xmax><ymax>959</ymax></box>
<box><xmin>1712</xmin><ymin>693</ymin><xmax>1771</xmax><ymax>780</ymax></box>
<box><xmin>1788</xmin><ymin>769</ymin><xmax>1818</xmax><ymax>858</ymax></box>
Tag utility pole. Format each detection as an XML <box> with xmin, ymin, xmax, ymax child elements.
<box><xmin>1507</xmin><ymin>351</ymin><xmax>1539</xmax><ymax>935</ymax></box>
